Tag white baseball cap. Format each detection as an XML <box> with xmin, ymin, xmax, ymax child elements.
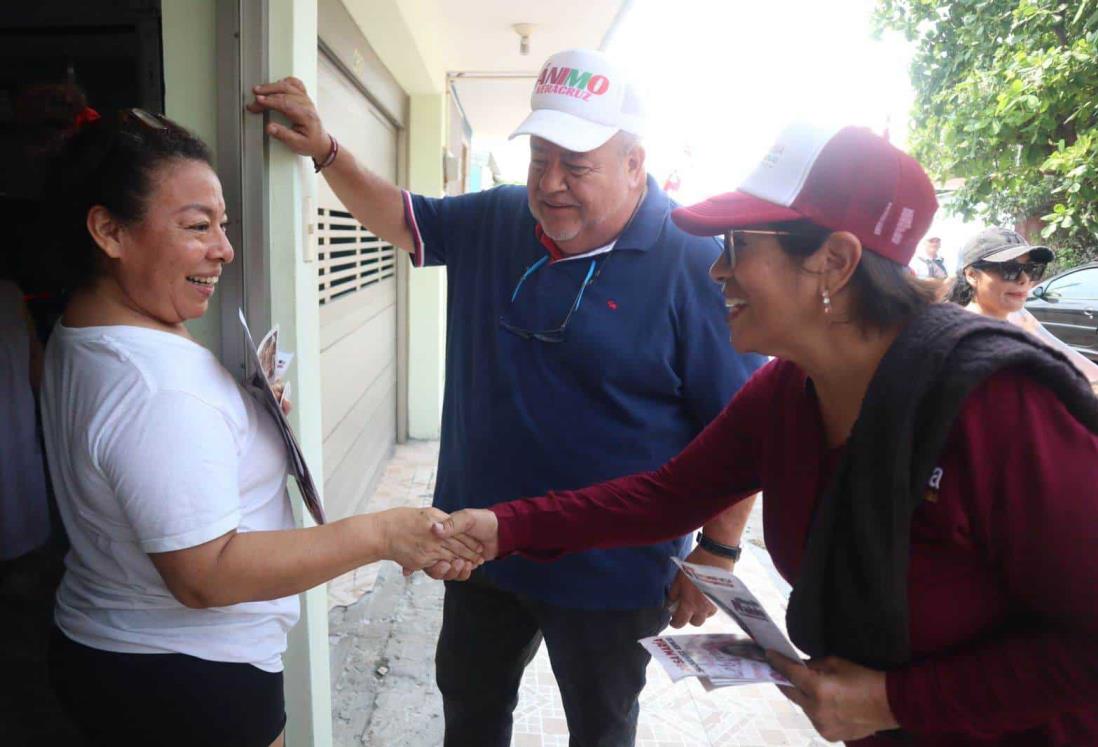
<box><xmin>509</xmin><ymin>48</ymin><xmax>645</xmax><ymax>153</ymax></box>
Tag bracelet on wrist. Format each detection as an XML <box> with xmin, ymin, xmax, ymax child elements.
<box><xmin>696</xmin><ymin>532</ymin><xmax>741</xmax><ymax>561</ymax></box>
<box><xmin>313</xmin><ymin>134</ymin><xmax>339</xmax><ymax>173</ymax></box>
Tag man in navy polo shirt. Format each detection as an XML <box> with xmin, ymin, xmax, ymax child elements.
<box><xmin>251</xmin><ymin>48</ymin><xmax>764</xmax><ymax>746</ymax></box>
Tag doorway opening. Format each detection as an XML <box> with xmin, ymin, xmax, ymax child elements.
<box><xmin>0</xmin><ymin>3</ymin><xmax>163</xmax><ymax>743</ymax></box>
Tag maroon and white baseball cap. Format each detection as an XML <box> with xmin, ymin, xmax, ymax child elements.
<box><xmin>510</xmin><ymin>49</ymin><xmax>645</xmax><ymax>153</ymax></box>
<box><xmin>671</xmin><ymin>123</ymin><xmax>938</xmax><ymax>265</ymax></box>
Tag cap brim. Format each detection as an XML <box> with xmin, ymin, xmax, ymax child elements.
<box><xmin>671</xmin><ymin>191</ymin><xmax>804</xmax><ymax>236</ymax></box>
<box><xmin>509</xmin><ymin>109</ymin><xmax>619</xmax><ymax>153</ymax></box>
<box><xmin>982</xmin><ymin>244</ymin><xmax>1054</xmax><ymax>263</ymax></box>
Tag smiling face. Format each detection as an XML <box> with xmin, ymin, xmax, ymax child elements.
<box><xmin>100</xmin><ymin>158</ymin><xmax>233</xmax><ymax>329</ymax></box>
<box><xmin>526</xmin><ymin>133</ymin><xmax>645</xmax><ymax>254</ymax></box>
<box><xmin>707</xmin><ymin>231</ymin><xmax>822</xmax><ymax>357</ymax></box>
<box><xmin>965</xmin><ymin>250</ymin><xmax>1036</xmax><ymax>320</ymax></box>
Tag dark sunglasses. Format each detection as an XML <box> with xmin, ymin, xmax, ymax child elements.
<box><xmin>972</xmin><ymin>260</ymin><xmax>1047</xmax><ymax>283</ymax></box>
<box><xmin>721</xmin><ymin>229</ymin><xmax>820</xmax><ymax>269</ymax></box>
<box><xmin>498</xmin><ymin>254</ymin><xmax>609</xmax><ymax>343</ymax></box>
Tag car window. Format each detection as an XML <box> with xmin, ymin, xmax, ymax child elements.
<box><xmin>1044</xmin><ymin>268</ymin><xmax>1098</xmax><ymax>301</ymax></box>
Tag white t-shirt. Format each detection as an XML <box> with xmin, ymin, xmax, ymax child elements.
<box><xmin>41</xmin><ymin>324</ymin><xmax>299</xmax><ymax>672</ymax></box>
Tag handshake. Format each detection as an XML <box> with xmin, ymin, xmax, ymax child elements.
<box><xmin>374</xmin><ymin>507</ymin><xmax>500</xmax><ymax>581</ymax></box>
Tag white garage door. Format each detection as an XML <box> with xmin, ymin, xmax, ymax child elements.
<box><xmin>316</xmin><ymin>49</ymin><xmax>400</xmax><ymax>521</ymax></box>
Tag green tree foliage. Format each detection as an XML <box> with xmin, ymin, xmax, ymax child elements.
<box><xmin>875</xmin><ymin>0</ymin><xmax>1098</xmax><ymax>265</ymax></box>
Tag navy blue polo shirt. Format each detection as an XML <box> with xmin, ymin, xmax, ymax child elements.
<box><xmin>404</xmin><ymin>176</ymin><xmax>764</xmax><ymax>609</ymax></box>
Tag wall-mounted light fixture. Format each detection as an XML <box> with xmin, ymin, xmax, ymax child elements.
<box><xmin>513</xmin><ymin>23</ymin><xmax>534</xmax><ymax>56</ymax></box>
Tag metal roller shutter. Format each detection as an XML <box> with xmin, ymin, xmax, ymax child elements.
<box><xmin>316</xmin><ymin>49</ymin><xmax>400</xmax><ymax>520</ymax></box>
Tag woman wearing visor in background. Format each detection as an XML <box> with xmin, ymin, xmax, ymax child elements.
<box><xmin>949</xmin><ymin>226</ymin><xmax>1098</xmax><ymax>392</ymax></box>
<box><xmin>438</xmin><ymin>124</ymin><xmax>1098</xmax><ymax>745</ymax></box>
<box><xmin>40</xmin><ymin>110</ymin><xmax>481</xmax><ymax>747</ymax></box>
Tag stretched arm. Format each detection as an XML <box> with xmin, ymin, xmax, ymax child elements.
<box><xmin>151</xmin><ymin>507</ymin><xmax>481</xmax><ymax>608</ymax></box>
<box><xmin>247</xmin><ymin>77</ymin><xmax>413</xmax><ymax>253</ymax></box>
<box><xmin>430</xmin><ymin>363</ymin><xmax>780</xmax><ymax>581</ymax></box>
<box><xmin>105</xmin><ymin>390</ymin><xmax>480</xmax><ymax>608</ymax></box>
<box><xmin>466</xmin><ymin>364</ymin><xmax>776</xmax><ymax>561</ymax></box>
<box><xmin>429</xmin><ymin>396</ymin><xmax>767</xmax><ymax>581</ymax></box>
<box><xmin>490</xmin><ymin>391</ymin><xmax>762</xmax><ymax>560</ymax></box>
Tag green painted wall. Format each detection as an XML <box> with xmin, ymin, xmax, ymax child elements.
<box><xmin>162</xmin><ymin>0</ymin><xmax>222</xmax><ymax>352</ymax></box>
<box><xmin>266</xmin><ymin>2</ymin><xmax>333</xmax><ymax>746</ymax></box>
<box><xmin>407</xmin><ymin>93</ymin><xmax>447</xmax><ymax>439</ymax></box>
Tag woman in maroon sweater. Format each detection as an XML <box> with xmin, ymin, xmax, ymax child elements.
<box><xmin>436</xmin><ymin>125</ymin><xmax>1098</xmax><ymax>745</ymax></box>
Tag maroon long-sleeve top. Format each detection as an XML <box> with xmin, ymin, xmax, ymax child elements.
<box><xmin>492</xmin><ymin>359</ymin><xmax>1098</xmax><ymax>745</ymax></box>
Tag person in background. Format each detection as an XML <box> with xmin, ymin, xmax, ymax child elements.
<box><xmin>0</xmin><ymin>279</ymin><xmax>50</xmax><ymax>575</ymax></box>
<box><xmin>40</xmin><ymin>110</ymin><xmax>481</xmax><ymax>747</ymax></box>
<box><xmin>249</xmin><ymin>48</ymin><xmax>764</xmax><ymax>747</ymax></box>
<box><xmin>948</xmin><ymin>226</ymin><xmax>1098</xmax><ymax>391</ymax></box>
<box><xmin>439</xmin><ymin>123</ymin><xmax>1098</xmax><ymax>745</ymax></box>
<box><xmin>912</xmin><ymin>235</ymin><xmax>947</xmax><ymax>279</ymax></box>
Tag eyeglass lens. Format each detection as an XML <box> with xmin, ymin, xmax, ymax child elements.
<box><xmin>981</xmin><ymin>261</ymin><xmax>1047</xmax><ymax>282</ymax></box>
<box><xmin>723</xmin><ymin>232</ymin><xmax>736</xmax><ymax>268</ymax></box>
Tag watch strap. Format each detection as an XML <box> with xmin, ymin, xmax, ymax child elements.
<box><xmin>696</xmin><ymin>532</ymin><xmax>741</xmax><ymax>561</ymax></box>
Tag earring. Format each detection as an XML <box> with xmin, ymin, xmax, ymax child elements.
<box><xmin>821</xmin><ymin>287</ymin><xmax>832</xmax><ymax>315</ymax></box>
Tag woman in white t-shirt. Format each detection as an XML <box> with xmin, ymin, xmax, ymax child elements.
<box><xmin>40</xmin><ymin>109</ymin><xmax>482</xmax><ymax>747</ymax></box>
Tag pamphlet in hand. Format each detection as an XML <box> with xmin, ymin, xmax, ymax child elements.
<box><xmin>640</xmin><ymin>634</ymin><xmax>790</xmax><ymax>690</ymax></box>
<box><xmin>640</xmin><ymin>559</ymin><xmax>803</xmax><ymax>689</ymax></box>
<box><xmin>239</xmin><ymin>309</ymin><xmax>325</xmax><ymax>525</ymax></box>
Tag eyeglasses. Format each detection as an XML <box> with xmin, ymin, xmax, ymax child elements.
<box><xmin>721</xmin><ymin>229</ymin><xmax>818</xmax><ymax>269</ymax></box>
<box><xmin>498</xmin><ymin>254</ymin><xmax>606</xmax><ymax>343</ymax></box>
<box><xmin>972</xmin><ymin>260</ymin><xmax>1047</xmax><ymax>283</ymax></box>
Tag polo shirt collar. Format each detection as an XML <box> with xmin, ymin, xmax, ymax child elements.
<box><xmin>614</xmin><ymin>174</ymin><xmax>669</xmax><ymax>253</ymax></box>
<box><xmin>534</xmin><ymin>174</ymin><xmax>669</xmax><ymax>260</ymax></box>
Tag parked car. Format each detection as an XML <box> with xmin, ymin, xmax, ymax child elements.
<box><xmin>1026</xmin><ymin>262</ymin><xmax>1098</xmax><ymax>362</ymax></box>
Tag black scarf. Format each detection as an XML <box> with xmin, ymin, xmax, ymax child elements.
<box><xmin>786</xmin><ymin>303</ymin><xmax>1098</xmax><ymax>668</ymax></box>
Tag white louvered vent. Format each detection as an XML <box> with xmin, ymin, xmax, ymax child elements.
<box><xmin>316</xmin><ymin>207</ymin><xmax>397</xmax><ymax>305</ymax></box>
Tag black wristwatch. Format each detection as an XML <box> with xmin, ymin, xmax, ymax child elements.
<box><xmin>696</xmin><ymin>533</ymin><xmax>741</xmax><ymax>561</ymax></box>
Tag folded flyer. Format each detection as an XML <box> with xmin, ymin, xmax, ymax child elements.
<box><xmin>640</xmin><ymin>633</ymin><xmax>790</xmax><ymax>690</ymax></box>
<box><xmin>640</xmin><ymin>559</ymin><xmax>804</xmax><ymax>689</ymax></box>
<box><xmin>239</xmin><ymin>309</ymin><xmax>325</xmax><ymax>525</ymax></box>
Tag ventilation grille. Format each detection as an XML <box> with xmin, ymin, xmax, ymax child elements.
<box><xmin>317</xmin><ymin>207</ymin><xmax>397</xmax><ymax>305</ymax></box>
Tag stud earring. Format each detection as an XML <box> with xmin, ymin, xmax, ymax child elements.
<box><xmin>821</xmin><ymin>287</ymin><xmax>832</xmax><ymax>315</ymax></box>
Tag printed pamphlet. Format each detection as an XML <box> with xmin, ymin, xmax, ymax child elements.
<box><xmin>640</xmin><ymin>559</ymin><xmax>804</xmax><ymax>689</ymax></box>
<box><xmin>239</xmin><ymin>309</ymin><xmax>325</xmax><ymax>524</ymax></box>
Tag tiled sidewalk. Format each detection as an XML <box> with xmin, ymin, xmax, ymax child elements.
<box><xmin>330</xmin><ymin>441</ymin><xmax>825</xmax><ymax>747</ymax></box>
<box><xmin>511</xmin><ymin>545</ymin><xmax>825</xmax><ymax>747</ymax></box>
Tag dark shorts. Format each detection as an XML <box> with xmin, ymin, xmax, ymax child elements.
<box><xmin>48</xmin><ymin>627</ymin><xmax>285</xmax><ymax>747</ymax></box>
